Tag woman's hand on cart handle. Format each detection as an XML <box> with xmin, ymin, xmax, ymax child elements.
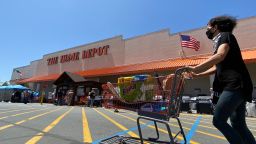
<box><xmin>185</xmin><ymin>65</ymin><xmax>196</xmax><ymax>72</ymax></box>
<box><xmin>182</xmin><ymin>72</ymin><xmax>192</xmax><ymax>79</ymax></box>
<box><xmin>183</xmin><ymin>66</ymin><xmax>200</xmax><ymax>79</ymax></box>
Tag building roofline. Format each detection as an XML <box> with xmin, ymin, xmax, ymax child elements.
<box><xmin>125</xmin><ymin>29</ymin><xmax>170</xmax><ymax>41</ymax></box>
<box><xmin>237</xmin><ymin>15</ymin><xmax>256</xmax><ymax>21</ymax></box>
<box><xmin>13</xmin><ymin>65</ymin><xmax>30</xmax><ymax>70</ymax></box>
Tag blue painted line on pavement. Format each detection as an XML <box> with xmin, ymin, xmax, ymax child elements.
<box><xmin>92</xmin><ymin>121</ymin><xmax>153</xmax><ymax>144</ymax></box>
<box><xmin>180</xmin><ymin>116</ymin><xmax>202</xmax><ymax>144</ymax></box>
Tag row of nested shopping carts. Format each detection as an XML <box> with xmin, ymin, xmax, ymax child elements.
<box><xmin>100</xmin><ymin>67</ymin><xmax>190</xmax><ymax>144</ymax></box>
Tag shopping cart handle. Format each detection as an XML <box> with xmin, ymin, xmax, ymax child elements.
<box><xmin>174</xmin><ymin>67</ymin><xmax>190</xmax><ymax>76</ymax></box>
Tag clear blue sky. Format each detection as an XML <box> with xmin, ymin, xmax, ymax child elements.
<box><xmin>0</xmin><ymin>0</ymin><xmax>255</xmax><ymax>82</ymax></box>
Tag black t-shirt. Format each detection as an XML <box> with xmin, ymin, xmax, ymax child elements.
<box><xmin>89</xmin><ymin>92</ymin><xmax>95</xmax><ymax>99</ymax></box>
<box><xmin>213</xmin><ymin>32</ymin><xmax>253</xmax><ymax>102</ymax></box>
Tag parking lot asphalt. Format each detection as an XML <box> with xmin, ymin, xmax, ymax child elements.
<box><xmin>0</xmin><ymin>102</ymin><xmax>255</xmax><ymax>144</ymax></box>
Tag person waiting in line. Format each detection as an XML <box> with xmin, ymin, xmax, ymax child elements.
<box><xmin>184</xmin><ymin>16</ymin><xmax>255</xmax><ymax>144</ymax></box>
<box><xmin>66</xmin><ymin>89</ymin><xmax>74</xmax><ymax>106</ymax></box>
<box><xmin>11</xmin><ymin>91</ymin><xmax>16</xmax><ymax>103</ymax></box>
<box><xmin>89</xmin><ymin>89</ymin><xmax>96</xmax><ymax>108</ymax></box>
<box><xmin>29</xmin><ymin>91</ymin><xmax>34</xmax><ymax>103</ymax></box>
<box><xmin>23</xmin><ymin>90</ymin><xmax>29</xmax><ymax>104</ymax></box>
<box><xmin>57</xmin><ymin>91</ymin><xmax>63</xmax><ymax>105</ymax></box>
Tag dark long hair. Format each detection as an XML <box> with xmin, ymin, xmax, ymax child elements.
<box><xmin>208</xmin><ymin>15</ymin><xmax>237</xmax><ymax>32</ymax></box>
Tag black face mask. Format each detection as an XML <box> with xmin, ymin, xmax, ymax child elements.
<box><xmin>206</xmin><ymin>28</ymin><xmax>215</xmax><ymax>39</ymax></box>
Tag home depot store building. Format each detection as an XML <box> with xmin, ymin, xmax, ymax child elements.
<box><xmin>11</xmin><ymin>16</ymin><xmax>256</xmax><ymax>102</ymax></box>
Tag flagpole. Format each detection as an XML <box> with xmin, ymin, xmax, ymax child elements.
<box><xmin>178</xmin><ymin>33</ymin><xmax>186</xmax><ymax>58</ymax></box>
<box><xmin>15</xmin><ymin>69</ymin><xmax>22</xmax><ymax>80</ymax></box>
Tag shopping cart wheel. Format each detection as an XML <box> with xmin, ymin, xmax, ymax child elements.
<box><xmin>100</xmin><ymin>135</ymin><xmax>127</xmax><ymax>144</ymax></box>
<box><xmin>148</xmin><ymin>137</ymin><xmax>158</xmax><ymax>141</ymax></box>
<box><xmin>120</xmin><ymin>140</ymin><xmax>127</xmax><ymax>144</ymax></box>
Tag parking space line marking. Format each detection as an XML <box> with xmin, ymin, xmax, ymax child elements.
<box><xmin>180</xmin><ymin>113</ymin><xmax>212</xmax><ymax>118</ymax></box>
<box><xmin>25</xmin><ymin>107</ymin><xmax>73</xmax><ymax>144</ymax></box>
<box><xmin>0</xmin><ymin>124</ymin><xmax>13</xmax><ymax>131</ymax></box>
<box><xmin>180</xmin><ymin>116</ymin><xmax>201</xmax><ymax>144</ymax></box>
<box><xmin>0</xmin><ymin>107</ymin><xmax>36</xmax><ymax>114</ymax></box>
<box><xmin>82</xmin><ymin>107</ymin><xmax>92</xmax><ymax>143</ymax></box>
<box><xmin>124</xmin><ymin>110</ymin><xmax>226</xmax><ymax>140</ymax></box>
<box><xmin>105</xmin><ymin>109</ymin><xmax>200</xmax><ymax>144</ymax></box>
<box><xmin>28</xmin><ymin>107</ymin><xmax>62</xmax><ymax>120</ymax></box>
<box><xmin>196</xmin><ymin>130</ymin><xmax>226</xmax><ymax>140</ymax></box>
<box><xmin>92</xmin><ymin>121</ymin><xmax>153</xmax><ymax>144</ymax></box>
<box><xmin>0</xmin><ymin>107</ymin><xmax>63</xmax><ymax>131</ymax></box>
<box><xmin>179</xmin><ymin>117</ymin><xmax>256</xmax><ymax>132</ymax></box>
<box><xmin>177</xmin><ymin>118</ymin><xmax>216</xmax><ymax>130</ymax></box>
<box><xmin>0</xmin><ymin>107</ymin><xmax>51</xmax><ymax>120</ymax></box>
<box><xmin>93</xmin><ymin>108</ymin><xmax>139</xmax><ymax>138</ymax></box>
<box><xmin>0</xmin><ymin>108</ymin><xmax>25</xmax><ymax>111</ymax></box>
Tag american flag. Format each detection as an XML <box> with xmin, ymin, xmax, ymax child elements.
<box><xmin>15</xmin><ymin>69</ymin><xmax>23</xmax><ymax>76</ymax></box>
<box><xmin>180</xmin><ymin>35</ymin><xmax>200</xmax><ymax>51</ymax></box>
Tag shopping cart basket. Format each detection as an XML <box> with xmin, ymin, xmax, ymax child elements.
<box><xmin>101</xmin><ymin>67</ymin><xmax>189</xmax><ymax>144</ymax></box>
<box><xmin>137</xmin><ymin>67</ymin><xmax>188</xmax><ymax>144</ymax></box>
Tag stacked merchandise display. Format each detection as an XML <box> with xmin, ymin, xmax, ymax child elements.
<box><xmin>117</xmin><ymin>75</ymin><xmax>155</xmax><ymax>102</ymax></box>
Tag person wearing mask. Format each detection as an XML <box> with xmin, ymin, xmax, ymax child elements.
<box><xmin>185</xmin><ymin>16</ymin><xmax>255</xmax><ymax>144</ymax></box>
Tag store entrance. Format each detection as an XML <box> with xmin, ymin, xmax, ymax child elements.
<box><xmin>53</xmin><ymin>71</ymin><xmax>102</xmax><ymax>106</ymax></box>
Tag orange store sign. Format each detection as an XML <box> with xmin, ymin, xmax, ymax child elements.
<box><xmin>47</xmin><ymin>45</ymin><xmax>109</xmax><ymax>65</ymax></box>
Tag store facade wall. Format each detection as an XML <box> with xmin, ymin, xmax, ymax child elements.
<box><xmin>12</xmin><ymin>17</ymin><xmax>256</xmax><ymax>80</ymax></box>
<box><xmin>11</xmin><ymin>65</ymin><xmax>32</xmax><ymax>81</ymax></box>
<box><xmin>30</xmin><ymin>60</ymin><xmax>42</xmax><ymax>78</ymax></box>
<box><xmin>124</xmin><ymin>30</ymin><xmax>175</xmax><ymax>64</ymax></box>
<box><xmin>10</xmin><ymin>17</ymin><xmax>256</xmax><ymax>100</ymax></box>
<box><xmin>234</xmin><ymin>18</ymin><xmax>256</xmax><ymax>49</ymax></box>
<box><xmin>35</xmin><ymin>36</ymin><xmax>125</xmax><ymax>77</ymax></box>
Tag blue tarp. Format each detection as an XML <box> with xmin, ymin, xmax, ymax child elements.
<box><xmin>0</xmin><ymin>85</ymin><xmax>29</xmax><ymax>90</ymax></box>
<box><xmin>0</xmin><ymin>86</ymin><xmax>7</xmax><ymax>89</ymax></box>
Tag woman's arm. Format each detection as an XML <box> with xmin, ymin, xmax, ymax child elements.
<box><xmin>190</xmin><ymin>43</ymin><xmax>230</xmax><ymax>73</ymax></box>
<box><xmin>193</xmin><ymin>65</ymin><xmax>216</xmax><ymax>78</ymax></box>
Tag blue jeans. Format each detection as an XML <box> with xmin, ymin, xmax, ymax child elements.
<box><xmin>213</xmin><ymin>90</ymin><xmax>256</xmax><ymax>144</ymax></box>
<box><xmin>90</xmin><ymin>99</ymin><xmax>94</xmax><ymax>107</ymax></box>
